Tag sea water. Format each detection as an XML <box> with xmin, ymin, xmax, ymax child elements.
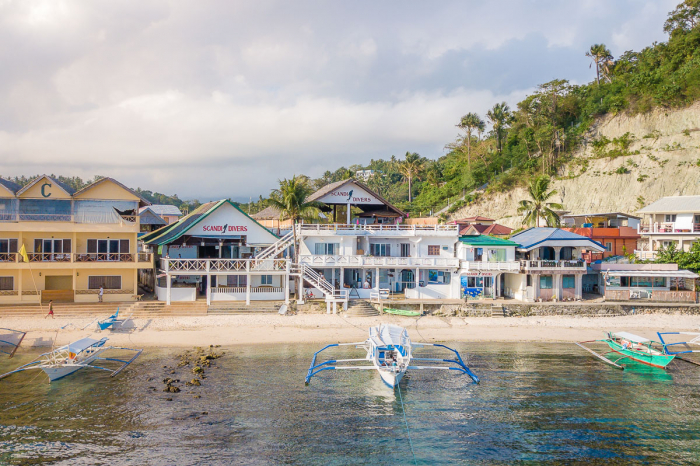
<box><xmin>1</xmin><ymin>342</ymin><xmax>699</xmax><ymax>465</ymax></box>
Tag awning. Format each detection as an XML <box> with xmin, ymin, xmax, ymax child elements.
<box><xmin>605</xmin><ymin>270</ymin><xmax>699</xmax><ymax>279</ymax></box>
<box><xmin>612</xmin><ymin>332</ymin><xmax>649</xmax><ymax>343</ymax></box>
<box><xmin>67</xmin><ymin>337</ymin><xmax>102</xmax><ymax>354</ymax></box>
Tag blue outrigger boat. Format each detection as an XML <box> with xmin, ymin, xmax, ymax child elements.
<box><xmin>96</xmin><ymin>308</ymin><xmax>130</xmax><ymax>331</ymax></box>
<box><xmin>305</xmin><ymin>324</ymin><xmax>479</xmax><ymax>388</ymax></box>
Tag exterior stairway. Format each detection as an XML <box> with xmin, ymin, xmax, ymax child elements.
<box><xmin>128</xmin><ymin>301</ymin><xmax>208</xmax><ymax>317</ymax></box>
<box><xmin>207</xmin><ymin>301</ymin><xmax>283</xmax><ymax>315</ymax></box>
<box><xmin>256</xmin><ymin>230</ymin><xmax>295</xmax><ymax>260</ymax></box>
<box><xmin>0</xmin><ymin>302</ymin><xmax>122</xmax><ymax>318</ymax></box>
<box><xmin>294</xmin><ymin>264</ymin><xmax>348</xmax><ymax>306</ymax></box>
<box><xmin>345</xmin><ymin>300</ymin><xmax>380</xmax><ymax>317</ymax></box>
<box><xmin>491</xmin><ymin>304</ymin><xmax>507</xmax><ymax>317</ymax></box>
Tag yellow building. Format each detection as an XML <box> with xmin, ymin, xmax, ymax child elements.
<box><xmin>0</xmin><ymin>176</ymin><xmax>153</xmax><ymax>304</ymax></box>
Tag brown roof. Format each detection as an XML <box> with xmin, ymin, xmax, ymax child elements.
<box><xmin>307</xmin><ymin>178</ymin><xmax>406</xmax><ymax>217</ymax></box>
<box><xmin>251</xmin><ymin>205</ymin><xmax>282</xmax><ymax>220</ymax></box>
<box><xmin>452</xmin><ymin>216</ymin><xmax>494</xmax><ymax>223</ymax></box>
<box><xmin>460</xmin><ymin>223</ymin><xmax>512</xmax><ymax>236</ymax></box>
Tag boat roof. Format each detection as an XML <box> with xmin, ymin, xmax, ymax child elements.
<box><xmin>612</xmin><ymin>331</ymin><xmax>649</xmax><ymax>343</ymax></box>
<box><xmin>371</xmin><ymin>324</ymin><xmax>409</xmax><ymax>347</ymax></box>
<box><xmin>66</xmin><ymin>337</ymin><xmax>103</xmax><ymax>353</ymax></box>
<box><xmin>605</xmin><ymin>269</ymin><xmax>699</xmax><ymax>278</ymax></box>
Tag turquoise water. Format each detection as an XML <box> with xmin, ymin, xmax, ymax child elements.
<box><xmin>1</xmin><ymin>342</ymin><xmax>700</xmax><ymax>465</ymax></box>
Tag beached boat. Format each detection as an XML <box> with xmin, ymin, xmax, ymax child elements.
<box><xmin>383</xmin><ymin>308</ymin><xmax>421</xmax><ymax>317</ymax></box>
<box><xmin>0</xmin><ymin>337</ymin><xmax>142</xmax><ymax>382</ymax></box>
<box><xmin>0</xmin><ymin>328</ymin><xmax>27</xmax><ymax>358</ymax></box>
<box><xmin>96</xmin><ymin>308</ymin><xmax>132</xmax><ymax>331</ymax></box>
<box><xmin>576</xmin><ymin>331</ymin><xmax>700</xmax><ymax>369</ymax></box>
<box><xmin>305</xmin><ymin>324</ymin><xmax>479</xmax><ymax>387</ymax></box>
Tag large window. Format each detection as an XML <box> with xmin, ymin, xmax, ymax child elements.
<box><xmin>0</xmin><ymin>277</ymin><xmax>13</xmax><ymax>291</ymax></box>
<box><xmin>0</xmin><ymin>239</ymin><xmax>17</xmax><ymax>254</ymax></box>
<box><xmin>314</xmin><ymin>243</ymin><xmax>339</xmax><ymax>255</ymax></box>
<box><xmin>562</xmin><ymin>275</ymin><xmax>575</xmax><ymax>289</ymax></box>
<box><xmin>465</xmin><ymin>276</ymin><xmax>483</xmax><ymax>288</ymax></box>
<box><xmin>540</xmin><ymin>275</ymin><xmax>553</xmax><ymax>289</ymax></box>
<box><xmin>427</xmin><ymin>245</ymin><xmax>440</xmax><ymax>256</ymax></box>
<box><xmin>87</xmin><ymin>239</ymin><xmax>129</xmax><ymax>260</ymax></box>
<box><xmin>665</xmin><ymin>214</ymin><xmax>677</xmax><ymax>222</ymax></box>
<box><xmin>88</xmin><ymin>276</ymin><xmax>122</xmax><ymax>290</ymax></box>
<box><xmin>370</xmin><ymin>243</ymin><xmax>391</xmax><ymax>257</ymax></box>
<box><xmin>400</xmin><ymin>243</ymin><xmax>411</xmax><ymax>258</ymax></box>
<box><xmin>34</xmin><ymin>238</ymin><xmax>71</xmax><ymax>254</ymax></box>
<box><xmin>226</xmin><ymin>275</ymin><xmax>248</xmax><ymax>287</ymax></box>
<box><xmin>428</xmin><ymin>270</ymin><xmax>451</xmax><ymax>285</ymax></box>
<box><xmin>488</xmin><ymin>248</ymin><xmax>506</xmax><ymax>262</ymax></box>
<box><xmin>261</xmin><ymin>275</ymin><xmax>273</xmax><ymax>285</ymax></box>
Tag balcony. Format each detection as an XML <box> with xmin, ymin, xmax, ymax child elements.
<box><xmin>634</xmin><ymin>250</ymin><xmax>657</xmax><ymax>260</ymax></box>
<box><xmin>161</xmin><ymin>258</ymin><xmax>289</xmax><ymax>274</ymax></box>
<box><xmin>461</xmin><ymin>261</ymin><xmax>520</xmax><ymax>272</ymax></box>
<box><xmin>298</xmin><ymin>254</ymin><xmax>459</xmax><ymax>268</ymax></box>
<box><xmin>519</xmin><ymin>260</ymin><xmax>586</xmax><ymax>272</ymax></box>
<box><xmin>0</xmin><ymin>212</ymin><xmax>138</xmax><ymax>224</ymax></box>
<box><xmin>0</xmin><ymin>253</ymin><xmax>153</xmax><ymax>264</ymax></box>
<box><xmin>639</xmin><ymin>223</ymin><xmax>700</xmax><ymax>234</ymax></box>
<box><xmin>298</xmin><ymin>223</ymin><xmax>458</xmax><ymax>237</ymax></box>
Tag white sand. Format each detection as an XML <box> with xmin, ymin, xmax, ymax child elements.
<box><xmin>3</xmin><ymin>313</ymin><xmax>700</xmax><ymax>348</ymax></box>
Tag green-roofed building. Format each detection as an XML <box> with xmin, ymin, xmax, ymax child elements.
<box><xmin>456</xmin><ymin>235</ymin><xmax>521</xmax><ymax>300</ymax></box>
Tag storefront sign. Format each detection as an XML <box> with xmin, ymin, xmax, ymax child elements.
<box><xmin>464</xmin><ymin>272</ymin><xmax>493</xmax><ymax>276</ymax></box>
<box><xmin>201</xmin><ymin>224</ymin><xmax>248</xmax><ymax>233</ymax></box>
<box><xmin>315</xmin><ymin>182</ymin><xmax>383</xmax><ymax>205</ymax></box>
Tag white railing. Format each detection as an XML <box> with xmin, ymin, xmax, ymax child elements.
<box><xmin>634</xmin><ymin>250</ymin><xmax>658</xmax><ymax>260</ymax></box>
<box><xmin>212</xmin><ymin>286</ymin><xmax>284</xmax><ymax>293</ymax></box>
<box><xmin>638</xmin><ymin>223</ymin><xmax>700</xmax><ymax>234</ymax></box>
<box><xmin>256</xmin><ymin>230</ymin><xmax>295</xmax><ymax>260</ymax></box>
<box><xmin>461</xmin><ymin>261</ymin><xmax>520</xmax><ymax>271</ymax></box>
<box><xmin>370</xmin><ymin>289</ymin><xmax>390</xmax><ymax>302</ymax></box>
<box><xmin>519</xmin><ymin>260</ymin><xmax>586</xmax><ymax>271</ymax></box>
<box><xmin>299</xmin><ymin>223</ymin><xmax>458</xmax><ymax>235</ymax></box>
<box><xmin>162</xmin><ymin>258</ymin><xmax>289</xmax><ymax>273</ymax></box>
<box><xmin>297</xmin><ymin>264</ymin><xmax>348</xmax><ymax>302</ymax></box>
<box><xmin>298</xmin><ymin>255</ymin><xmax>459</xmax><ymax>268</ymax></box>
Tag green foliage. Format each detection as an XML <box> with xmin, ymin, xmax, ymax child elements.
<box><xmin>637</xmin><ymin>174</ymin><xmax>649</xmax><ymax>182</ymax></box>
<box><xmin>614</xmin><ymin>166</ymin><xmax>629</xmax><ymax>174</ymax></box>
<box><xmin>517</xmin><ymin>176</ymin><xmax>564</xmax><ymax>227</ymax></box>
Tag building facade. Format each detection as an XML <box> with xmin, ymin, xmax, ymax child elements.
<box><xmin>562</xmin><ymin>212</ymin><xmax>640</xmax><ymax>261</ymax></box>
<box><xmin>636</xmin><ymin>195</ymin><xmax>700</xmax><ymax>260</ymax></box>
<box><xmin>0</xmin><ymin>176</ymin><xmax>153</xmax><ymax>304</ymax></box>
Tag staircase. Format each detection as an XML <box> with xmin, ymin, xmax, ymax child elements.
<box><xmin>491</xmin><ymin>304</ymin><xmax>507</xmax><ymax>317</ymax></box>
<box><xmin>345</xmin><ymin>300</ymin><xmax>380</xmax><ymax>317</ymax></box>
<box><xmin>128</xmin><ymin>301</ymin><xmax>208</xmax><ymax>317</ymax></box>
<box><xmin>0</xmin><ymin>302</ymin><xmax>122</xmax><ymax>318</ymax></box>
<box><xmin>207</xmin><ymin>301</ymin><xmax>283</xmax><ymax>315</ymax></box>
<box><xmin>295</xmin><ymin>264</ymin><xmax>348</xmax><ymax>304</ymax></box>
<box><xmin>256</xmin><ymin>230</ymin><xmax>295</xmax><ymax>260</ymax></box>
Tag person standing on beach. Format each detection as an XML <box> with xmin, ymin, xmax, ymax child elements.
<box><xmin>45</xmin><ymin>300</ymin><xmax>54</xmax><ymax>319</ymax></box>
<box><xmin>99</xmin><ymin>285</ymin><xmax>104</xmax><ymax>303</ymax></box>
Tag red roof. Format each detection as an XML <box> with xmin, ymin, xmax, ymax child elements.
<box><xmin>460</xmin><ymin>223</ymin><xmax>512</xmax><ymax>236</ymax></box>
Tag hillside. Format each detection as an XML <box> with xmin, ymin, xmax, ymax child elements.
<box><xmin>450</xmin><ymin>101</ymin><xmax>700</xmax><ymax>227</ymax></box>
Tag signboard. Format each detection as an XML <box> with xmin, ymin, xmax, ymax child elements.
<box><xmin>186</xmin><ymin>202</ymin><xmax>277</xmax><ymax>245</ymax></box>
<box><xmin>463</xmin><ymin>272</ymin><xmax>493</xmax><ymax>276</ymax></box>
<box><xmin>315</xmin><ymin>182</ymin><xmax>383</xmax><ymax>205</ymax></box>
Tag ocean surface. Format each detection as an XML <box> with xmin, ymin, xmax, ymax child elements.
<box><xmin>1</xmin><ymin>341</ymin><xmax>700</xmax><ymax>465</ymax></box>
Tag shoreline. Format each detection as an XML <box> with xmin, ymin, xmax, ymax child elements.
<box><xmin>3</xmin><ymin>314</ymin><xmax>700</xmax><ymax>348</ymax></box>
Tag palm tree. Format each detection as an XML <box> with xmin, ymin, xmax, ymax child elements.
<box><xmin>267</xmin><ymin>175</ymin><xmax>322</xmax><ymax>261</ymax></box>
<box><xmin>486</xmin><ymin>102</ymin><xmax>512</xmax><ymax>154</ymax></box>
<box><xmin>517</xmin><ymin>176</ymin><xmax>564</xmax><ymax>227</ymax></box>
<box><xmin>397</xmin><ymin>152</ymin><xmax>424</xmax><ymax>203</ymax></box>
<box><xmin>586</xmin><ymin>44</ymin><xmax>613</xmax><ymax>85</ymax></box>
<box><xmin>457</xmin><ymin>112</ymin><xmax>485</xmax><ymax>166</ymax></box>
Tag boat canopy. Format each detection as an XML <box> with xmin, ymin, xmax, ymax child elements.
<box><xmin>66</xmin><ymin>337</ymin><xmax>103</xmax><ymax>354</ymax></box>
<box><xmin>612</xmin><ymin>332</ymin><xmax>649</xmax><ymax>343</ymax></box>
<box><xmin>605</xmin><ymin>270</ymin><xmax>699</xmax><ymax>278</ymax></box>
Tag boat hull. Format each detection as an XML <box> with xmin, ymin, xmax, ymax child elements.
<box><xmin>606</xmin><ymin>340</ymin><xmax>675</xmax><ymax>369</ymax></box>
<box><xmin>42</xmin><ymin>365</ymin><xmax>85</xmax><ymax>382</ymax></box>
<box><xmin>377</xmin><ymin>367</ymin><xmax>406</xmax><ymax>388</ymax></box>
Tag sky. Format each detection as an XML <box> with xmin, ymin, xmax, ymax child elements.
<box><xmin>0</xmin><ymin>0</ymin><xmax>678</xmax><ymax>201</ymax></box>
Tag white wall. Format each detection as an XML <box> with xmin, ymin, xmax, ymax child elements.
<box><xmin>156</xmin><ymin>284</ymin><xmax>197</xmax><ymax>302</ymax></box>
<box><xmin>504</xmin><ymin>273</ymin><xmax>527</xmax><ymax>301</ymax></box>
<box><xmin>457</xmin><ymin>243</ymin><xmax>516</xmax><ymax>261</ymax></box>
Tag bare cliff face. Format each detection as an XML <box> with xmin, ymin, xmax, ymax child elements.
<box><xmin>450</xmin><ymin>101</ymin><xmax>700</xmax><ymax>228</ymax></box>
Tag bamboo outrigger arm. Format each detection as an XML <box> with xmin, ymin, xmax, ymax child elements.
<box><xmin>574</xmin><ymin>342</ymin><xmax>625</xmax><ymax>370</ymax></box>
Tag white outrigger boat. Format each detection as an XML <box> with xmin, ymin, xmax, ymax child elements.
<box><xmin>0</xmin><ymin>337</ymin><xmax>142</xmax><ymax>382</ymax></box>
<box><xmin>305</xmin><ymin>324</ymin><xmax>479</xmax><ymax>387</ymax></box>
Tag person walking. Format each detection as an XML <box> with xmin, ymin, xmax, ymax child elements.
<box><xmin>45</xmin><ymin>300</ymin><xmax>54</xmax><ymax>319</ymax></box>
<box><xmin>98</xmin><ymin>285</ymin><xmax>104</xmax><ymax>303</ymax></box>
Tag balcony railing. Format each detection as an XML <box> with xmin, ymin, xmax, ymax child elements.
<box><xmin>27</xmin><ymin>253</ymin><xmax>72</xmax><ymax>262</ymax></box>
<box><xmin>0</xmin><ymin>212</ymin><xmax>138</xmax><ymax>224</ymax></box>
<box><xmin>5</xmin><ymin>252</ymin><xmax>153</xmax><ymax>263</ymax></box>
<box><xmin>0</xmin><ymin>253</ymin><xmax>17</xmax><ymax>263</ymax></box>
<box><xmin>461</xmin><ymin>261</ymin><xmax>520</xmax><ymax>272</ymax></box>
<box><xmin>520</xmin><ymin>260</ymin><xmax>586</xmax><ymax>271</ymax></box>
<box><xmin>162</xmin><ymin>258</ymin><xmax>289</xmax><ymax>273</ymax></box>
<box><xmin>298</xmin><ymin>223</ymin><xmax>458</xmax><ymax>235</ymax></box>
<box><xmin>298</xmin><ymin>254</ymin><xmax>459</xmax><ymax>268</ymax></box>
<box><xmin>634</xmin><ymin>250</ymin><xmax>658</xmax><ymax>260</ymax></box>
<box><xmin>639</xmin><ymin>223</ymin><xmax>700</xmax><ymax>234</ymax></box>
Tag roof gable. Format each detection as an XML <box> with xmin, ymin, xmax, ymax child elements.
<box><xmin>16</xmin><ymin>175</ymin><xmax>74</xmax><ymax>199</ymax></box>
<box><xmin>308</xmin><ymin>178</ymin><xmax>406</xmax><ymax>217</ymax></box>
<box><xmin>73</xmin><ymin>177</ymin><xmax>149</xmax><ymax>206</ymax></box>
<box><xmin>0</xmin><ymin>178</ymin><xmax>21</xmax><ymax>197</ymax></box>
<box><xmin>510</xmin><ymin>227</ymin><xmax>605</xmax><ymax>251</ymax></box>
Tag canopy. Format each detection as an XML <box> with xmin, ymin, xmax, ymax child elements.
<box><xmin>612</xmin><ymin>332</ymin><xmax>649</xmax><ymax>343</ymax></box>
<box><xmin>605</xmin><ymin>270</ymin><xmax>698</xmax><ymax>279</ymax></box>
<box><xmin>66</xmin><ymin>337</ymin><xmax>102</xmax><ymax>354</ymax></box>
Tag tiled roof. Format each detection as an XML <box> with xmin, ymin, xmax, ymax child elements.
<box><xmin>251</xmin><ymin>205</ymin><xmax>282</xmax><ymax>220</ymax></box>
<box><xmin>452</xmin><ymin>216</ymin><xmax>494</xmax><ymax>223</ymax></box>
<box><xmin>0</xmin><ymin>177</ymin><xmax>21</xmax><ymax>194</ymax></box>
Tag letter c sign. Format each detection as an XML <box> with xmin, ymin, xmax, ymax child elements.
<box><xmin>41</xmin><ymin>183</ymin><xmax>52</xmax><ymax>198</ymax></box>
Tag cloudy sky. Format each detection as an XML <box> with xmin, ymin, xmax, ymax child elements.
<box><xmin>0</xmin><ymin>0</ymin><xmax>677</xmax><ymax>201</ymax></box>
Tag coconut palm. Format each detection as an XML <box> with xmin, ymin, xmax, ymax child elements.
<box><xmin>397</xmin><ymin>152</ymin><xmax>424</xmax><ymax>203</ymax></box>
<box><xmin>486</xmin><ymin>102</ymin><xmax>512</xmax><ymax>154</ymax></box>
<box><xmin>586</xmin><ymin>44</ymin><xmax>614</xmax><ymax>85</ymax></box>
<box><xmin>517</xmin><ymin>176</ymin><xmax>564</xmax><ymax>227</ymax></box>
<box><xmin>457</xmin><ymin>112</ymin><xmax>485</xmax><ymax>166</ymax></box>
<box><xmin>267</xmin><ymin>175</ymin><xmax>322</xmax><ymax>261</ymax></box>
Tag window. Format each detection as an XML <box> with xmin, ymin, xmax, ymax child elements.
<box><xmin>631</xmin><ymin>276</ymin><xmax>652</xmax><ymax>287</ymax></box>
<box><xmin>562</xmin><ymin>275</ymin><xmax>575</xmax><ymax>289</ymax></box>
<box><xmin>261</xmin><ymin>275</ymin><xmax>273</xmax><ymax>285</ymax></box>
<box><xmin>653</xmin><ymin>277</ymin><xmax>666</xmax><ymax>287</ymax></box>
<box><xmin>488</xmin><ymin>249</ymin><xmax>506</xmax><ymax>262</ymax></box>
<box><xmin>526</xmin><ymin>275</ymin><xmax>532</xmax><ymax>287</ymax></box>
<box><xmin>427</xmin><ymin>245</ymin><xmax>440</xmax><ymax>256</ymax></box>
<box><xmin>87</xmin><ymin>239</ymin><xmax>129</xmax><ymax>259</ymax></box>
<box><xmin>400</xmin><ymin>243</ymin><xmax>411</xmax><ymax>258</ymax></box>
<box><xmin>0</xmin><ymin>239</ymin><xmax>17</xmax><ymax>254</ymax></box>
<box><xmin>665</xmin><ymin>214</ymin><xmax>677</xmax><ymax>222</ymax></box>
<box><xmin>370</xmin><ymin>243</ymin><xmax>391</xmax><ymax>257</ymax></box>
<box><xmin>695</xmin><ymin>215</ymin><xmax>700</xmax><ymax>224</ymax></box>
<box><xmin>428</xmin><ymin>270</ymin><xmax>451</xmax><ymax>285</ymax></box>
<box><xmin>33</xmin><ymin>238</ymin><xmax>71</xmax><ymax>254</ymax></box>
<box><xmin>226</xmin><ymin>275</ymin><xmax>247</xmax><ymax>287</ymax></box>
<box><xmin>540</xmin><ymin>275</ymin><xmax>553</xmax><ymax>289</ymax></box>
<box><xmin>314</xmin><ymin>243</ymin><xmax>339</xmax><ymax>255</ymax></box>
<box><xmin>88</xmin><ymin>276</ymin><xmax>121</xmax><ymax>290</ymax></box>
<box><xmin>0</xmin><ymin>277</ymin><xmax>13</xmax><ymax>291</ymax></box>
<box><xmin>605</xmin><ymin>242</ymin><xmax>612</xmax><ymax>252</ymax></box>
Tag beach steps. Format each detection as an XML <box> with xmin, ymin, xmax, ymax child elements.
<box><xmin>0</xmin><ymin>302</ymin><xmax>122</xmax><ymax>318</ymax></box>
<box><xmin>207</xmin><ymin>301</ymin><xmax>283</xmax><ymax>315</ymax></box>
<box><xmin>129</xmin><ymin>301</ymin><xmax>208</xmax><ymax>317</ymax></box>
<box><xmin>491</xmin><ymin>304</ymin><xmax>506</xmax><ymax>317</ymax></box>
<box><xmin>345</xmin><ymin>300</ymin><xmax>380</xmax><ymax>317</ymax></box>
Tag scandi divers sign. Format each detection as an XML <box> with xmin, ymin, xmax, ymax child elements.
<box><xmin>316</xmin><ymin>183</ymin><xmax>382</xmax><ymax>205</ymax></box>
<box><xmin>186</xmin><ymin>202</ymin><xmax>277</xmax><ymax>245</ymax></box>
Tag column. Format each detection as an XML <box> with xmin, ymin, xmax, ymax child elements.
<box><xmin>575</xmin><ymin>274</ymin><xmax>583</xmax><ymax>300</ymax></box>
<box><xmin>679</xmin><ymin>239</ymin><xmax>684</xmax><ymax>252</ymax></box>
<box><xmin>18</xmin><ymin>269</ymin><xmax>23</xmax><ymax>303</ymax></box>
<box><xmin>346</xmin><ymin>201</ymin><xmax>351</xmax><ymax>224</ymax></box>
<box><xmin>133</xmin><ymin>268</ymin><xmax>138</xmax><ymax>299</ymax></box>
<box><xmin>72</xmin><ymin>269</ymin><xmax>77</xmax><ymax>301</ymax></box>
<box><xmin>298</xmin><ymin>273</ymin><xmax>304</xmax><ymax>304</ymax></box>
<box><xmin>332</xmin><ymin>268</ymin><xmax>337</xmax><ymax>288</ymax></box>
<box><xmin>245</xmin><ymin>260</ymin><xmax>251</xmax><ymax>305</ymax></box>
<box><xmin>340</xmin><ymin>267</ymin><xmax>345</xmax><ymax>289</ymax></box>
<box><xmin>375</xmin><ymin>267</ymin><xmax>380</xmax><ymax>290</ymax></box>
<box><xmin>284</xmin><ymin>260</ymin><xmax>290</xmax><ymax>305</ymax></box>
<box><xmin>553</xmin><ymin>246</ymin><xmax>562</xmax><ymax>261</ymax></box>
<box><xmin>553</xmin><ymin>274</ymin><xmax>560</xmax><ymax>301</ymax></box>
<box><xmin>415</xmin><ymin>268</ymin><xmax>420</xmax><ymax>299</ymax></box>
<box><xmin>166</xmin><ymin>274</ymin><xmax>171</xmax><ymax>305</ymax></box>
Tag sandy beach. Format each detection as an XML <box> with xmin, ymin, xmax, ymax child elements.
<box><xmin>4</xmin><ymin>313</ymin><xmax>700</xmax><ymax>348</ymax></box>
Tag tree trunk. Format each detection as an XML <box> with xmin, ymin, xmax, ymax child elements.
<box><xmin>408</xmin><ymin>177</ymin><xmax>412</xmax><ymax>203</ymax></box>
<box><xmin>595</xmin><ymin>61</ymin><xmax>600</xmax><ymax>85</ymax></box>
<box><xmin>467</xmin><ymin>132</ymin><xmax>471</xmax><ymax>166</ymax></box>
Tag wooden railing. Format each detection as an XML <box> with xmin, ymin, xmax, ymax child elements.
<box><xmin>74</xmin><ymin>253</ymin><xmax>135</xmax><ymax>262</ymax></box>
<box><xmin>27</xmin><ymin>253</ymin><xmax>72</xmax><ymax>262</ymax></box>
<box><xmin>0</xmin><ymin>253</ymin><xmax>17</xmax><ymax>262</ymax></box>
<box><xmin>162</xmin><ymin>258</ymin><xmax>289</xmax><ymax>273</ymax></box>
<box><xmin>298</xmin><ymin>254</ymin><xmax>459</xmax><ymax>267</ymax></box>
<box><xmin>520</xmin><ymin>260</ymin><xmax>586</xmax><ymax>271</ymax></box>
<box><xmin>298</xmin><ymin>223</ymin><xmax>458</xmax><ymax>234</ymax></box>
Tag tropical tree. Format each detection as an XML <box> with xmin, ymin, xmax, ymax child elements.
<box><xmin>267</xmin><ymin>175</ymin><xmax>322</xmax><ymax>261</ymax></box>
<box><xmin>517</xmin><ymin>176</ymin><xmax>564</xmax><ymax>227</ymax></box>
<box><xmin>586</xmin><ymin>44</ymin><xmax>614</xmax><ymax>85</ymax></box>
<box><xmin>663</xmin><ymin>0</ymin><xmax>700</xmax><ymax>35</ymax></box>
<box><xmin>397</xmin><ymin>152</ymin><xmax>424</xmax><ymax>203</ymax></box>
<box><xmin>457</xmin><ymin>112</ymin><xmax>485</xmax><ymax>165</ymax></box>
<box><xmin>486</xmin><ymin>102</ymin><xmax>512</xmax><ymax>154</ymax></box>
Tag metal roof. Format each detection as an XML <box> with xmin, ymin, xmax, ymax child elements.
<box><xmin>0</xmin><ymin>177</ymin><xmax>21</xmax><ymax>194</ymax></box>
<box><xmin>563</xmin><ymin>212</ymin><xmax>640</xmax><ymax>220</ymax></box>
<box><xmin>459</xmin><ymin>235</ymin><xmax>519</xmax><ymax>247</ymax></box>
<box><xmin>638</xmin><ymin>196</ymin><xmax>700</xmax><ymax>214</ymax></box>
<box><xmin>605</xmin><ymin>270</ymin><xmax>699</xmax><ymax>278</ymax></box>
<box><xmin>66</xmin><ymin>337</ymin><xmax>103</xmax><ymax>354</ymax></box>
<box><xmin>140</xmin><ymin>204</ymin><xmax>183</xmax><ymax>216</ymax></box>
<box><xmin>510</xmin><ymin>227</ymin><xmax>606</xmax><ymax>251</ymax></box>
<box><xmin>612</xmin><ymin>332</ymin><xmax>649</xmax><ymax>343</ymax></box>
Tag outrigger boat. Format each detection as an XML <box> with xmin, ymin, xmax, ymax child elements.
<box><xmin>96</xmin><ymin>308</ymin><xmax>132</xmax><ymax>331</ymax></box>
<box><xmin>305</xmin><ymin>324</ymin><xmax>479</xmax><ymax>387</ymax></box>
<box><xmin>0</xmin><ymin>328</ymin><xmax>27</xmax><ymax>358</ymax></box>
<box><xmin>577</xmin><ymin>331</ymin><xmax>700</xmax><ymax>370</ymax></box>
<box><xmin>0</xmin><ymin>337</ymin><xmax>142</xmax><ymax>382</ymax></box>
<box><xmin>383</xmin><ymin>308</ymin><xmax>422</xmax><ymax>317</ymax></box>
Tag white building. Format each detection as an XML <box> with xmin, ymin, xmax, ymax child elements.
<box><xmin>636</xmin><ymin>195</ymin><xmax>700</xmax><ymax>259</ymax></box>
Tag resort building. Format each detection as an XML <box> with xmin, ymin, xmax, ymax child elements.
<box><xmin>503</xmin><ymin>228</ymin><xmax>605</xmax><ymax>302</ymax></box>
<box><xmin>139</xmin><ymin>205</ymin><xmax>183</xmax><ymax>225</ymax></box>
<box><xmin>561</xmin><ymin>212</ymin><xmax>640</xmax><ymax>262</ymax></box>
<box><xmin>0</xmin><ymin>176</ymin><xmax>152</xmax><ymax>304</ymax></box>
<box><xmin>636</xmin><ymin>195</ymin><xmax>700</xmax><ymax>259</ymax></box>
<box><xmin>456</xmin><ymin>235</ymin><xmax>520</xmax><ymax>299</ymax></box>
<box><xmin>591</xmin><ymin>263</ymin><xmax>698</xmax><ymax>303</ymax></box>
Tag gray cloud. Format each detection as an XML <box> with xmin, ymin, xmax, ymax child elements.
<box><xmin>0</xmin><ymin>0</ymin><xmax>677</xmax><ymax>199</ymax></box>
